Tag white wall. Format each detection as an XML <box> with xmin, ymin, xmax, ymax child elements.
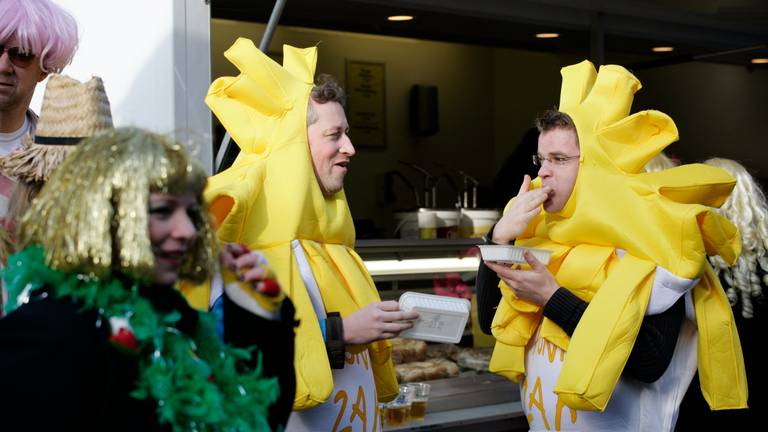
<box><xmin>30</xmin><ymin>0</ymin><xmax>213</xmax><ymax>172</ymax></box>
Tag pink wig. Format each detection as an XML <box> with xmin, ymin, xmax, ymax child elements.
<box><xmin>0</xmin><ymin>0</ymin><xmax>78</xmax><ymax>73</ymax></box>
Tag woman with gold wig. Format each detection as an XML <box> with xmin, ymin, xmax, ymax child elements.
<box><xmin>0</xmin><ymin>127</ymin><xmax>294</xmax><ymax>431</ymax></box>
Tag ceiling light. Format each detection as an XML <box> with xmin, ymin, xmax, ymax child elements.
<box><xmin>388</xmin><ymin>15</ymin><xmax>413</xmax><ymax>22</ymax></box>
<box><xmin>535</xmin><ymin>33</ymin><xmax>560</xmax><ymax>39</ymax></box>
<box><xmin>652</xmin><ymin>46</ymin><xmax>675</xmax><ymax>53</ymax></box>
<box><xmin>751</xmin><ymin>58</ymin><xmax>768</xmax><ymax>64</ymax></box>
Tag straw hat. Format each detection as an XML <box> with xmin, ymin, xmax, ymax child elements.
<box><xmin>0</xmin><ymin>74</ymin><xmax>113</xmax><ymax>182</ymax></box>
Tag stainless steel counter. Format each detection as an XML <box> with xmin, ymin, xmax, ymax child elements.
<box><xmin>385</xmin><ymin>402</ymin><xmax>525</xmax><ymax>431</ymax></box>
<box><xmin>384</xmin><ymin>373</ymin><xmax>527</xmax><ymax>431</ymax></box>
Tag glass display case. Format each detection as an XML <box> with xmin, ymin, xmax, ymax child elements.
<box><xmin>356</xmin><ymin>239</ymin><xmax>526</xmax><ymax>431</ymax></box>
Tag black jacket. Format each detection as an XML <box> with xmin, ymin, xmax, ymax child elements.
<box><xmin>0</xmin><ymin>286</ymin><xmax>295</xmax><ymax>431</ymax></box>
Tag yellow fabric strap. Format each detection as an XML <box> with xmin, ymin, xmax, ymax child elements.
<box><xmin>296</xmin><ymin>240</ymin><xmax>398</xmax><ymax>405</ymax></box>
<box><xmin>300</xmin><ymin>241</ymin><xmax>398</xmax><ymax>399</ymax></box>
<box><xmin>694</xmin><ymin>264</ymin><xmax>748</xmax><ymax>409</ymax></box>
<box><xmin>554</xmin><ymin>254</ymin><xmax>655</xmax><ymax>410</ymax></box>
<box><xmin>272</xmin><ymin>242</ymin><xmax>336</xmax><ymax>410</ymax></box>
<box><xmin>489</xmin><ymin>340</ymin><xmax>527</xmax><ymax>382</ymax></box>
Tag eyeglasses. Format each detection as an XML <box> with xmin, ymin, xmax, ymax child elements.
<box><xmin>532</xmin><ymin>154</ymin><xmax>580</xmax><ymax>166</ymax></box>
<box><xmin>0</xmin><ymin>44</ymin><xmax>36</xmax><ymax>68</ymax></box>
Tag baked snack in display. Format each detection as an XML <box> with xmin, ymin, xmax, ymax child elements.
<box><xmin>391</xmin><ymin>339</ymin><xmax>461</xmax><ymax>382</ymax></box>
<box><xmin>392</xmin><ymin>338</ymin><xmax>428</xmax><ymax>364</ymax></box>
<box><xmin>392</xmin><ymin>339</ymin><xmax>494</xmax><ymax>382</ymax></box>
<box><xmin>395</xmin><ymin>359</ymin><xmax>460</xmax><ymax>383</ymax></box>
<box><xmin>455</xmin><ymin>347</ymin><xmax>492</xmax><ymax>371</ymax></box>
<box><xmin>425</xmin><ymin>343</ymin><xmax>459</xmax><ymax>360</ymax></box>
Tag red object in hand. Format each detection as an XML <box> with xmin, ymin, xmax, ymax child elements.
<box><xmin>110</xmin><ymin>328</ymin><xmax>139</xmax><ymax>351</ymax></box>
<box><xmin>259</xmin><ymin>279</ymin><xmax>281</xmax><ymax>297</ymax></box>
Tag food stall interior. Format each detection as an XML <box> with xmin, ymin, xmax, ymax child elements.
<box><xmin>209</xmin><ymin>1</ymin><xmax>767</xmax><ymax>429</ymax></box>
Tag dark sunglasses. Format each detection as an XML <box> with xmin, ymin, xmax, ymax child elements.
<box><xmin>0</xmin><ymin>44</ymin><xmax>36</xmax><ymax>68</ymax></box>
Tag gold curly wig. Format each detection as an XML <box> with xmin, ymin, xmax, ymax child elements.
<box><xmin>18</xmin><ymin>127</ymin><xmax>217</xmax><ymax>283</ymax></box>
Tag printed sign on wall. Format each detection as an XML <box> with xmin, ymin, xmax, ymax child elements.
<box><xmin>345</xmin><ymin>60</ymin><xmax>386</xmax><ymax>148</ymax></box>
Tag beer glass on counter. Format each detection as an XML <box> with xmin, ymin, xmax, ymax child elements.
<box><xmin>407</xmin><ymin>383</ymin><xmax>431</xmax><ymax>421</ymax></box>
<box><xmin>385</xmin><ymin>385</ymin><xmax>413</xmax><ymax>427</ymax></box>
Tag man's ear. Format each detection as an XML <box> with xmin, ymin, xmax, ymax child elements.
<box><xmin>37</xmin><ymin>72</ymin><xmax>49</xmax><ymax>83</ymax></box>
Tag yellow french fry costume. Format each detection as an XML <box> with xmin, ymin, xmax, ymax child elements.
<box><xmin>200</xmin><ymin>38</ymin><xmax>397</xmax><ymax>413</ymax></box>
<box><xmin>489</xmin><ymin>60</ymin><xmax>747</xmax><ymax>417</ymax></box>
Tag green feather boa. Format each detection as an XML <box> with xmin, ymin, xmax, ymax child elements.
<box><xmin>3</xmin><ymin>246</ymin><xmax>279</xmax><ymax>431</ymax></box>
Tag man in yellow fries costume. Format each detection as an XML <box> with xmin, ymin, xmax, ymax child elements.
<box><xmin>479</xmin><ymin>60</ymin><xmax>747</xmax><ymax>431</ymax></box>
<box><xmin>196</xmin><ymin>38</ymin><xmax>417</xmax><ymax>431</ymax></box>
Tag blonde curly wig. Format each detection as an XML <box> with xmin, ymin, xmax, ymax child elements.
<box><xmin>704</xmin><ymin>157</ymin><xmax>768</xmax><ymax>318</ymax></box>
<box><xmin>18</xmin><ymin>127</ymin><xmax>217</xmax><ymax>284</ymax></box>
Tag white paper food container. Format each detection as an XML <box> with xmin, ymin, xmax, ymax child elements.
<box><xmin>476</xmin><ymin>245</ymin><xmax>552</xmax><ymax>264</ymax></box>
<box><xmin>398</xmin><ymin>292</ymin><xmax>470</xmax><ymax>344</ymax></box>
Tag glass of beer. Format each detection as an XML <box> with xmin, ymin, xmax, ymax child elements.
<box><xmin>379</xmin><ymin>402</ymin><xmax>389</xmax><ymax>429</ymax></box>
<box><xmin>407</xmin><ymin>383</ymin><xmax>431</xmax><ymax>421</ymax></box>
<box><xmin>418</xmin><ymin>210</ymin><xmax>437</xmax><ymax>239</ymax></box>
<box><xmin>387</xmin><ymin>385</ymin><xmax>413</xmax><ymax>426</ymax></box>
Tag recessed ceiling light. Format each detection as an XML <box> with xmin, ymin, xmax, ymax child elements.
<box><xmin>535</xmin><ymin>33</ymin><xmax>560</xmax><ymax>39</ymax></box>
<box><xmin>388</xmin><ymin>15</ymin><xmax>413</xmax><ymax>22</ymax></box>
<box><xmin>652</xmin><ymin>46</ymin><xmax>675</xmax><ymax>53</ymax></box>
<box><xmin>751</xmin><ymin>58</ymin><xmax>768</xmax><ymax>64</ymax></box>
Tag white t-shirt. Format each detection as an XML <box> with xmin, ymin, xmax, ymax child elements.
<box><xmin>522</xmin><ymin>260</ymin><xmax>699</xmax><ymax>432</ymax></box>
<box><xmin>0</xmin><ymin>116</ymin><xmax>30</xmax><ymax>223</ymax></box>
<box><xmin>285</xmin><ymin>240</ymin><xmax>380</xmax><ymax>432</ymax></box>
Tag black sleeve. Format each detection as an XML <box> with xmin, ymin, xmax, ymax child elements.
<box><xmin>476</xmin><ymin>254</ymin><xmax>503</xmax><ymax>335</ymax></box>
<box><xmin>223</xmin><ymin>294</ymin><xmax>297</xmax><ymax>431</ymax></box>
<box><xmin>476</xmin><ymin>224</ymin><xmax>504</xmax><ymax>335</ymax></box>
<box><xmin>543</xmin><ymin>287</ymin><xmax>685</xmax><ymax>383</ymax></box>
<box><xmin>0</xmin><ymin>298</ymin><xmax>119</xmax><ymax>430</ymax></box>
<box><xmin>542</xmin><ymin>288</ymin><xmax>587</xmax><ymax>336</ymax></box>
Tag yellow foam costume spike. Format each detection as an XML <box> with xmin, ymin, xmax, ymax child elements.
<box><xmin>490</xmin><ymin>60</ymin><xmax>747</xmax><ymax>411</ymax></box>
<box><xmin>199</xmin><ymin>38</ymin><xmax>397</xmax><ymax>410</ymax></box>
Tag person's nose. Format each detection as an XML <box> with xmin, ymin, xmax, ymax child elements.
<box><xmin>171</xmin><ymin>210</ymin><xmax>197</xmax><ymax>244</ymax></box>
<box><xmin>340</xmin><ymin>133</ymin><xmax>356</xmax><ymax>157</ymax></box>
<box><xmin>538</xmin><ymin>160</ymin><xmax>552</xmax><ymax>178</ymax></box>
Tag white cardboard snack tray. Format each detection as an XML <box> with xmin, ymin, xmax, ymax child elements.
<box><xmin>398</xmin><ymin>292</ymin><xmax>470</xmax><ymax>344</ymax></box>
<box><xmin>476</xmin><ymin>244</ymin><xmax>552</xmax><ymax>265</ymax></box>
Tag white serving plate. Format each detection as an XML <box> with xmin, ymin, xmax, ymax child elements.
<box><xmin>398</xmin><ymin>292</ymin><xmax>470</xmax><ymax>344</ymax></box>
<box><xmin>476</xmin><ymin>244</ymin><xmax>552</xmax><ymax>265</ymax></box>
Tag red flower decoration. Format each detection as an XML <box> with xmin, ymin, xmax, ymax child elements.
<box><xmin>110</xmin><ymin>327</ymin><xmax>138</xmax><ymax>351</ymax></box>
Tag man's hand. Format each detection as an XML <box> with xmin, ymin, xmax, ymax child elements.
<box><xmin>484</xmin><ymin>250</ymin><xmax>558</xmax><ymax>306</ymax></box>
<box><xmin>342</xmin><ymin>301</ymin><xmax>419</xmax><ymax>345</ymax></box>
<box><xmin>492</xmin><ymin>175</ymin><xmax>552</xmax><ymax>244</ymax></box>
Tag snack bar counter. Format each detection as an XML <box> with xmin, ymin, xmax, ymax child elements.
<box><xmin>357</xmin><ymin>239</ymin><xmax>527</xmax><ymax>431</ymax></box>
